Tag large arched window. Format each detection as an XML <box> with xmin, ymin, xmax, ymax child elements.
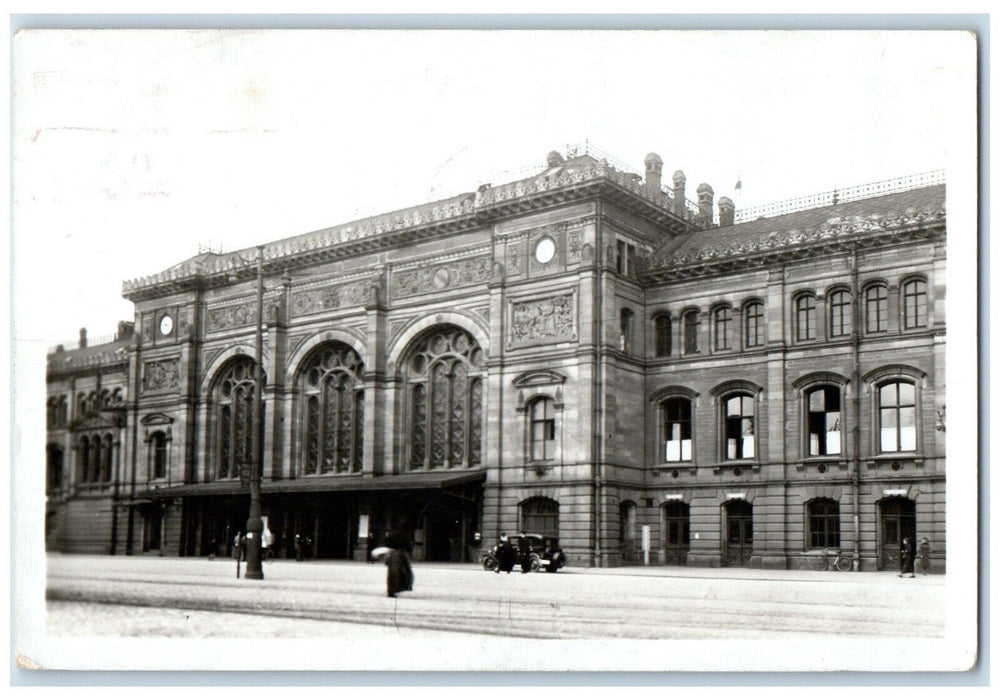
<box><xmin>405</xmin><ymin>326</ymin><xmax>485</xmax><ymax>470</ymax></box>
<box><xmin>653</xmin><ymin>313</ymin><xmax>672</xmax><ymax>357</ymax></box>
<box><xmin>78</xmin><ymin>436</ymin><xmax>90</xmax><ymax>483</ymax></box>
<box><xmin>101</xmin><ymin>432</ymin><xmax>113</xmax><ymax>482</ymax></box>
<box><xmin>212</xmin><ymin>357</ymin><xmax>263</xmax><ymax>481</ymax></box>
<box><xmin>807</xmin><ymin>498</ymin><xmax>841</xmax><ymax>549</ymax></box>
<box><xmin>902</xmin><ymin>278</ymin><xmax>928</xmax><ymax>329</ymax></box>
<box><xmin>298</xmin><ymin>343</ymin><xmax>365</xmax><ymax>475</ymax></box>
<box><xmin>520</xmin><ymin>497</ymin><xmax>559</xmax><ymax>537</ymax></box>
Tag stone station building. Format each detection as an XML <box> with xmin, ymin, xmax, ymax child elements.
<box><xmin>45</xmin><ymin>147</ymin><xmax>946</xmax><ymax>571</ymax></box>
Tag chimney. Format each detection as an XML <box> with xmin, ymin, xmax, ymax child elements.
<box><xmin>644</xmin><ymin>153</ymin><xmax>663</xmax><ymax>194</ymax></box>
<box><xmin>117</xmin><ymin>320</ymin><xmax>135</xmax><ymax>340</ymax></box>
<box><xmin>718</xmin><ymin>196</ymin><xmax>735</xmax><ymax>227</ymax></box>
<box><xmin>697</xmin><ymin>183</ymin><xmax>715</xmax><ymax>223</ymax></box>
<box><xmin>79</xmin><ymin>327</ymin><xmax>87</xmax><ymax>349</ymax></box>
<box><xmin>672</xmin><ymin>170</ymin><xmax>687</xmax><ymax>216</ymax></box>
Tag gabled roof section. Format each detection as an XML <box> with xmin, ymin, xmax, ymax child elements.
<box><xmin>641</xmin><ymin>184</ymin><xmax>946</xmax><ymax>282</ymax></box>
<box><xmin>47</xmin><ymin>337</ymin><xmax>131</xmax><ymax>376</ymax></box>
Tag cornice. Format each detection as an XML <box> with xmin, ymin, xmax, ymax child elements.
<box><xmin>122</xmin><ymin>164</ymin><xmax>694</xmax><ymax>303</ymax></box>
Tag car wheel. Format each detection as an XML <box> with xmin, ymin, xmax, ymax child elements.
<box><xmin>482</xmin><ymin>556</ymin><xmax>498</xmax><ymax>572</ymax></box>
<box><xmin>529</xmin><ymin>556</ymin><xmax>541</xmax><ymax>572</ymax></box>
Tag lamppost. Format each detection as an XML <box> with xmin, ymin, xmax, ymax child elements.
<box><xmin>228</xmin><ymin>244</ymin><xmax>266</xmax><ymax>580</ymax></box>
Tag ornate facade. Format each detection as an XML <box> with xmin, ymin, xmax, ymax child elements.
<box><xmin>45</xmin><ymin>148</ymin><xmax>946</xmax><ymax>571</ymax></box>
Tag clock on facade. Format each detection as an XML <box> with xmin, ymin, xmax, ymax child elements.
<box><xmin>159</xmin><ymin>314</ymin><xmax>174</xmax><ymax>336</ymax></box>
<box><xmin>534</xmin><ymin>236</ymin><xmax>556</xmax><ymax>264</ymax></box>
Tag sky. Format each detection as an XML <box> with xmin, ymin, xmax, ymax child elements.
<box><xmin>12</xmin><ymin>28</ymin><xmax>974</xmax><ymax>349</ymax></box>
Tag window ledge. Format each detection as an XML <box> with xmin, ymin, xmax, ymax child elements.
<box><xmin>795</xmin><ymin>458</ymin><xmax>849</xmax><ymax>472</ymax></box>
<box><xmin>650</xmin><ymin>464</ymin><xmax>697</xmax><ymax>477</ymax></box>
<box><xmin>711</xmin><ymin>461</ymin><xmax>759</xmax><ymax>475</ymax></box>
<box><xmin>866</xmin><ymin>454</ymin><xmax>923</xmax><ymax>470</ymax></box>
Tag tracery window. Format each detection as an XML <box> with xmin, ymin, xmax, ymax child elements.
<box><xmin>405</xmin><ymin>326</ymin><xmax>484</xmax><ymax>470</ymax></box>
<box><xmin>829</xmin><ymin>289</ymin><xmax>852</xmax><ymax>338</ymax></box>
<box><xmin>212</xmin><ymin>357</ymin><xmax>263</xmax><ymax>481</ymax></box>
<box><xmin>299</xmin><ymin>343</ymin><xmax>365</xmax><ymax>475</ymax></box>
<box><xmin>744</xmin><ymin>301</ymin><xmax>764</xmax><ymax>348</ymax></box>
<box><xmin>902</xmin><ymin>278</ymin><xmax>928</xmax><ymax>329</ymax></box>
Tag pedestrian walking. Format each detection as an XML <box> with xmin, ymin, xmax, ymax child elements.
<box><xmin>898</xmin><ymin>536</ymin><xmax>915</xmax><ymax>578</ymax></box>
<box><xmin>918</xmin><ymin>537</ymin><xmax>932</xmax><ymax>575</ymax></box>
<box><xmin>385</xmin><ymin>534</ymin><xmax>414</xmax><ymax>598</ymax></box>
<box><xmin>497</xmin><ymin>533</ymin><xmax>514</xmax><ymax>574</ymax></box>
<box><xmin>233</xmin><ymin>531</ymin><xmax>244</xmax><ymax>578</ymax></box>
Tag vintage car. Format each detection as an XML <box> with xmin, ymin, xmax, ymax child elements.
<box><xmin>481</xmin><ymin>533</ymin><xmax>566</xmax><ymax>573</ymax></box>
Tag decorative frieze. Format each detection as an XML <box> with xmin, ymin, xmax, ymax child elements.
<box><xmin>509</xmin><ymin>293</ymin><xmax>577</xmax><ymax>347</ymax></box>
<box><xmin>291</xmin><ymin>279</ymin><xmax>372</xmax><ymax>316</ymax></box>
<box><xmin>142</xmin><ymin>358</ymin><xmax>181</xmax><ymax>394</ymax></box>
<box><xmin>206</xmin><ymin>302</ymin><xmax>259</xmax><ymax>332</ymax></box>
<box><xmin>391</xmin><ymin>254</ymin><xmax>492</xmax><ymax>300</ymax></box>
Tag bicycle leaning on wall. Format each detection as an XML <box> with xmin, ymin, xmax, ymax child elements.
<box><xmin>813</xmin><ymin>547</ymin><xmax>854</xmax><ymax>572</ymax></box>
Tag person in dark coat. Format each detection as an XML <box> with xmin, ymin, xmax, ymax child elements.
<box><xmin>385</xmin><ymin>535</ymin><xmax>414</xmax><ymax>597</ymax></box>
<box><xmin>917</xmin><ymin>537</ymin><xmax>932</xmax><ymax>575</ymax></box>
<box><xmin>898</xmin><ymin>537</ymin><xmax>915</xmax><ymax>578</ymax></box>
<box><xmin>496</xmin><ymin>533</ymin><xmax>514</xmax><ymax>574</ymax></box>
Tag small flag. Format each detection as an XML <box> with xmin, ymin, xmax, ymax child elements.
<box><xmin>734</xmin><ymin>176</ymin><xmax>742</xmax><ymax>191</ymax></box>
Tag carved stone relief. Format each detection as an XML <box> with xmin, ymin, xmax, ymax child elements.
<box><xmin>506</xmin><ymin>242</ymin><xmax>522</xmax><ymax>276</ymax></box>
<box><xmin>206</xmin><ymin>302</ymin><xmax>258</xmax><ymax>332</ymax></box>
<box><xmin>391</xmin><ymin>254</ymin><xmax>492</xmax><ymax>300</ymax></box>
<box><xmin>141</xmin><ymin>314</ymin><xmax>154</xmax><ymax>343</ymax></box>
<box><xmin>509</xmin><ymin>293</ymin><xmax>577</xmax><ymax>347</ymax></box>
<box><xmin>142</xmin><ymin>358</ymin><xmax>181</xmax><ymax>394</ymax></box>
<box><xmin>291</xmin><ymin>279</ymin><xmax>371</xmax><ymax>316</ymax></box>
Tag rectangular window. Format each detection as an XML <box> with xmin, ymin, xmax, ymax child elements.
<box><xmin>903</xmin><ymin>280</ymin><xmax>928</xmax><ymax>329</ymax></box>
<box><xmin>866</xmin><ymin>286</ymin><xmax>888</xmax><ymax>333</ymax></box>
<box><xmin>531</xmin><ymin>399</ymin><xmax>556</xmax><ymax>461</ymax></box>
<box><xmin>744</xmin><ymin>303</ymin><xmax>764</xmax><ymax>348</ymax></box>
<box><xmin>879</xmin><ymin>382</ymin><xmax>916</xmax><ymax>452</ymax></box>
<box><xmin>663</xmin><ymin>398</ymin><xmax>692</xmax><ymax>462</ymax></box>
<box><xmin>724</xmin><ymin>395</ymin><xmax>755</xmax><ymax>460</ymax></box>
<box><xmin>683</xmin><ymin>311</ymin><xmax>699</xmax><ymax>354</ymax></box>
<box><xmin>829</xmin><ymin>291</ymin><xmax>852</xmax><ymax>337</ymax></box>
<box><xmin>808</xmin><ymin>387</ymin><xmax>842</xmax><ymax>456</ymax></box>
<box><xmin>796</xmin><ymin>295</ymin><xmax>817</xmax><ymax>341</ymax></box>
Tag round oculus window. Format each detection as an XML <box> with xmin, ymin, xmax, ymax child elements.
<box><xmin>534</xmin><ymin>237</ymin><xmax>556</xmax><ymax>264</ymax></box>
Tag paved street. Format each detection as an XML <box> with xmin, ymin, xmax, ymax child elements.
<box><xmin>44</xmin><ymin>553</ymin><xmax>945</xmax><ymax>641</ymax></box>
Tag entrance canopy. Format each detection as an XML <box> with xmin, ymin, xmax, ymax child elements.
<box><xmin>138</xmin><ymin>470</ymin><xmax>486</xmax><ymax>499</ymax></box>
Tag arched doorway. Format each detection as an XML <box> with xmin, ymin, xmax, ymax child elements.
<box><xmin>662</xmin><ymin>501</ymin><xmax>690</xmax><ymax>565</ymax></box>
<box><xmin>723</xmin><ymin>500</ymin><xmax>753</xmax><ymax>567</ymax></box>
<box><xmin>878</xmin><ymin>497</ymin><xmax>916</xmax><ymax>570</ymax></box>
